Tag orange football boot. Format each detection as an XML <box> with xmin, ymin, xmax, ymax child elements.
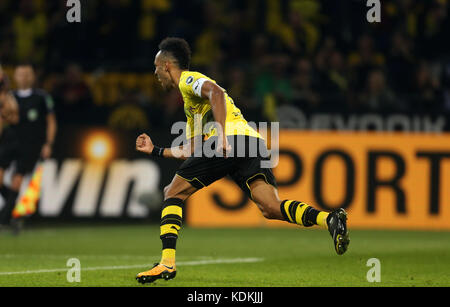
<box><xmin>136</xmin><ymin>263</ymin><xmax>176</xmax><ymax>284</ymax></box>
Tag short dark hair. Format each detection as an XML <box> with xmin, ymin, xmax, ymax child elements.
<box><xmin>158</xmin><ymin>37</ymin><xmax>191</xmax><ymax>70</ymax></box>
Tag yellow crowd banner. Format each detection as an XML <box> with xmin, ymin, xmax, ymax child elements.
<box><xmin>186</xmin><ymin>132</ymin><xmax>450</xmax><ymax>230</ymax></box>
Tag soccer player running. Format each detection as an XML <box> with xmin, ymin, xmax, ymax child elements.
<box><xmin>0</xmin><ymin>64</ymin><xmax>57</xmax><ymax>232</ymax></box>
<box><xmin>135</xmin><ymin>38</ymin><xmax>349</xmax><ymax>284</ymax></box>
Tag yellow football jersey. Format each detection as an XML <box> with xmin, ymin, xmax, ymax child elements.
<box><xmin>178</xmin><ymin>71</ymin><xmax>262</xmax><ymax>140</ymax></box>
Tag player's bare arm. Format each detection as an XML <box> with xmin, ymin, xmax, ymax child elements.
<box><xmin>0</xmin><ymin>92</ymin><xmax>19</xmax><ymax>125</ymax></box>
<box><xmin>41</xmin><ymin>113</ymin><xmax>57</xmax><ymax>159</ymax></box>
<box><xmin>200</xmin><ymin>80</ymin><xmax>231</xmax><ymax>155</ymax></box>
<box><xmin>136</xmin><ymin>133</ymin><xmax>194</xmax><ymax>160</ymax></box>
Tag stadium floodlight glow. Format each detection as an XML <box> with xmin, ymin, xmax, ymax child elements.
<box><xmin>84</xmin><ymin>131</ymin><xmax>115</xmax><ymax>162</ymax></box>
<box><xmin>91</xmin><ymin>139</ymin><xmax>107</xmax><ymax>158</ymax></box>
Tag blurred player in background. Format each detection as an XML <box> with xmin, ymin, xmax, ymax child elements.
<box><xmin>0</xmin><ymin>66</ymin><xmax>21</xmax><ymax>231</ymax></box>
<box><xmin>135</xmin><ymin>38</ymin><xmax>350</xmax><ymax>284</ymax></box>
<box><xmin>0</xmin><ymin>63</ymin><xmax>57</xmax><ymax>233</ymax></box>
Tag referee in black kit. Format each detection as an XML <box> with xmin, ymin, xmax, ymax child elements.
<box><xmin>0</xmin><ymin>63</ymin><xmax>57</xmax><ymax>232</ymax></box>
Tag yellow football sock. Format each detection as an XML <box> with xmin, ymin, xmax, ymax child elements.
<box><xmin>316</xmin><ymin>211</ymin><xmax>329</xmax><ymax>228</ymax></box>
<box><xmin>280</xmin><ymin>200</ymin><xmax>329</xmax><ymax>228</ymax></box>
<box><xmin>159</xmin><ymin>198</ymin><xmax>183</xmax><ymax>268</ymax></box>
<box><xmin>161</xmin><ymin>248</ymin><xmax>176</xmax><ymax>267</ymax></box>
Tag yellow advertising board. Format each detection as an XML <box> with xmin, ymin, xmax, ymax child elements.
<box><xmin>186</xmin><ymin>132</ymin><xmax>450</xmax><ymax>230</ymax></box>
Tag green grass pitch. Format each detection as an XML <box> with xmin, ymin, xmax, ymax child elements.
<box><xmin>1</xmin><ymin>224</ymin><xmax>449</xmax><ymax>287</ymax></box>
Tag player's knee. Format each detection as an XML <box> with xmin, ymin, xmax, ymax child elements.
<box><xmin>163</xmin><ymin>184</ymin><xmax>170</xmax><ymax>196</ymax></box>
<box><xmin>164</xmin><ymin>175</ymin><xmax>198</xmax><ymax>201</ymax></box>
<box><xmin>163</xmin><ymin>183</ymin><xmax>191</xmax><ymax>202</ymax></box>
<box><xmin>163</xmin><ymin>184</ymin><xmax>175</xmax><ymax>200</ymax></box>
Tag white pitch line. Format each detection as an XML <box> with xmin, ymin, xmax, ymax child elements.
<box><xmin>0</xmin><ymin>254</ymin><xmax>161</xmax><ymax>260</ymax></box>
<box><xmin>0</xmin><ymin>257</ymin><xmax>263</xmax><ymax>276</ymax></box>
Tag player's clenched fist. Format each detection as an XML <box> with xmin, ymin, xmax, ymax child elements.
<box><xmin>136</xmin><ymin>133</ymin><xmax>154</xmax><ymax>154</ymax></box>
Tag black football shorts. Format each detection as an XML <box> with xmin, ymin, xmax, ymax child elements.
<box><xmin>0</xmin><ymin>128</ymin><xmax>41</xmax><ymax>175</ymax></box>
<box><xmin>176</xmin><ymin>135</ymin><xmax>277</xmax><ymax>198</ymax></box>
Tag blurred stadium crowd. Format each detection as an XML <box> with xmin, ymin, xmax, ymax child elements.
<box><xmin>0</xmin><ymin>0</ymin><xmax>449</xmax><ymax>131</ymax></box>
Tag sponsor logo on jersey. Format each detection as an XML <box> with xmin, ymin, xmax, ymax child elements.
<box><xmin>27</xmin><ymin>109</ymin><xmax>38</xmax><ymax>121</ymax></box>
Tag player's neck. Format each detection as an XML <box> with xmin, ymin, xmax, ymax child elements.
<box><xmin>169</xmin><ymin>69</ymin><xmax>187</xmax><ymax>88</ymax></box>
